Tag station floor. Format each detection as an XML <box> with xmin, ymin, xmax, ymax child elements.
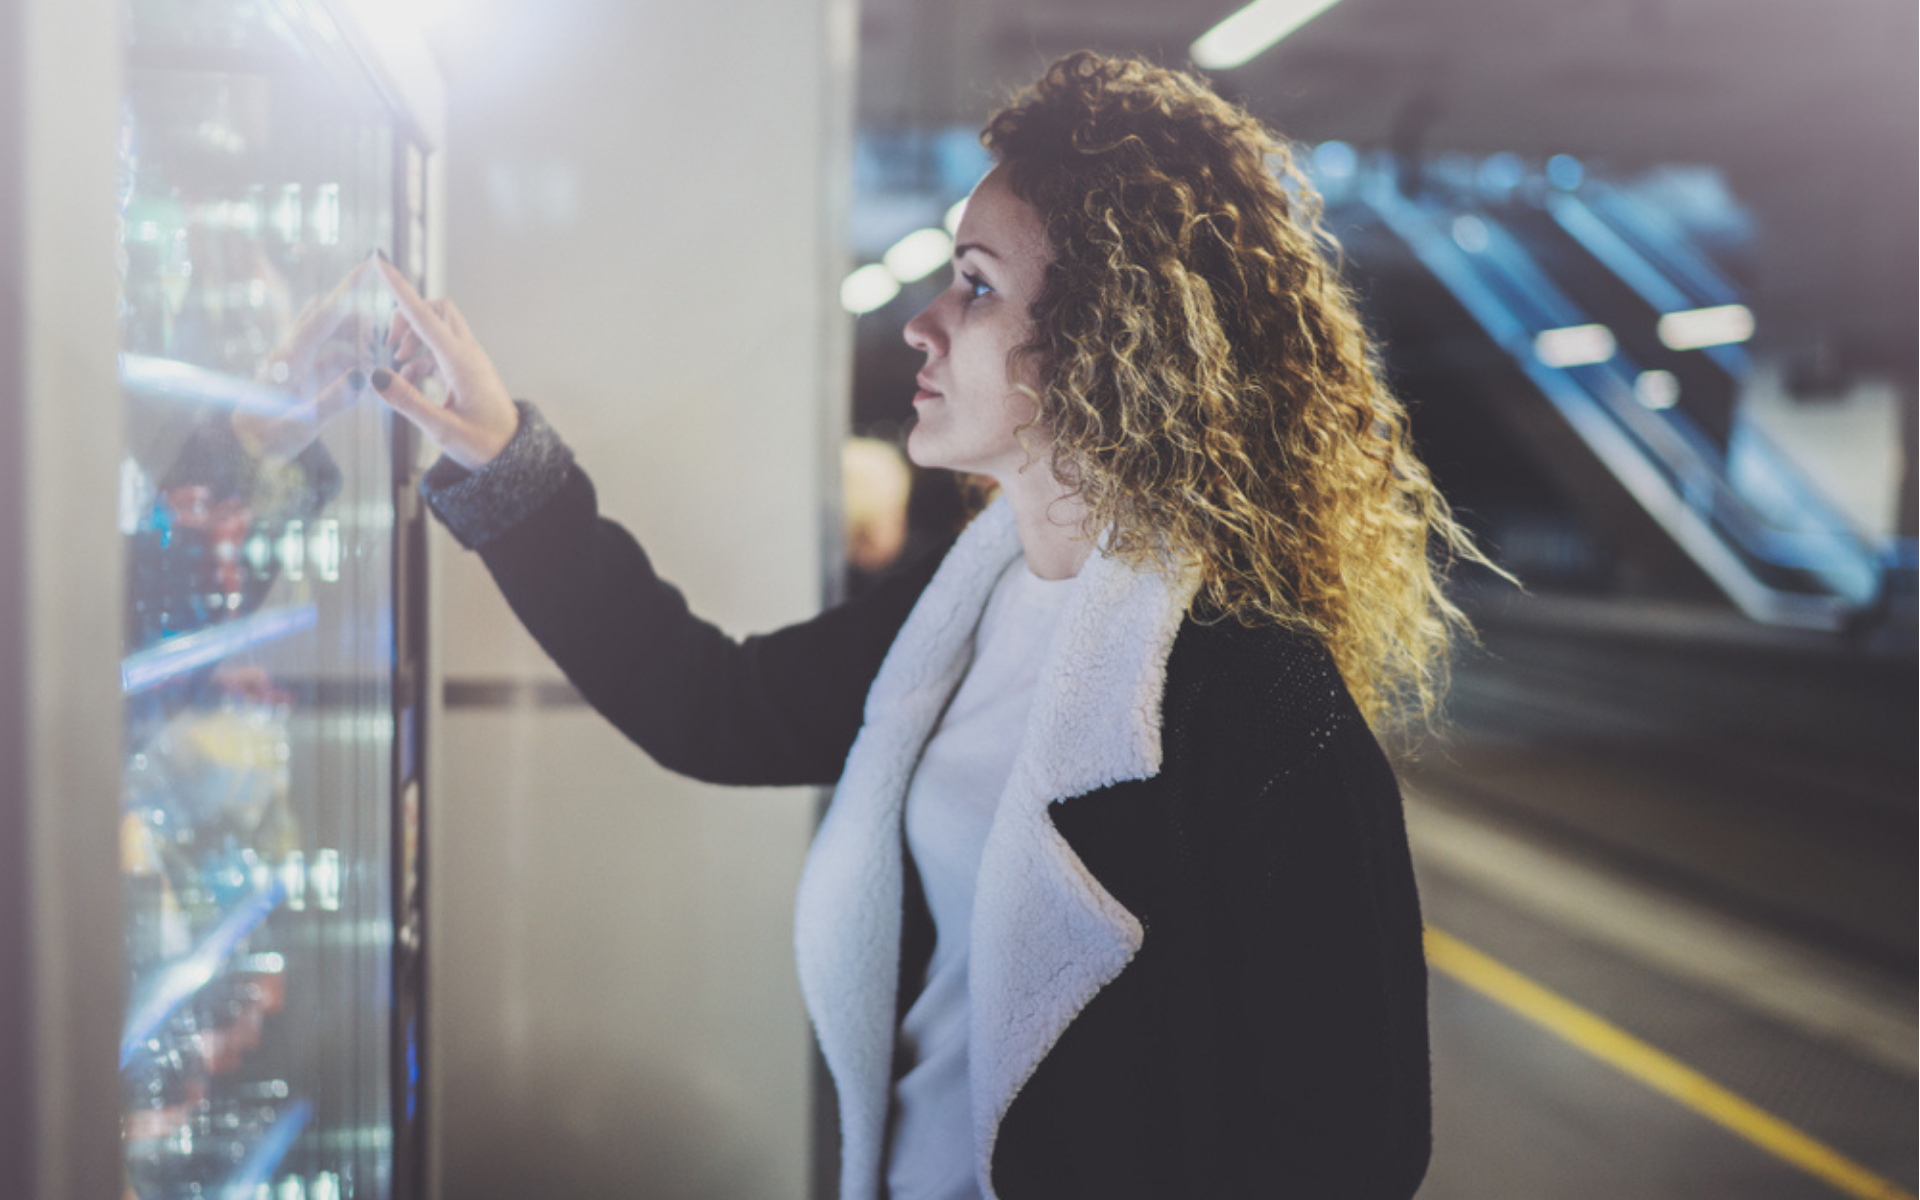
<box><xmin>1400</xmin><ymin>600</ymin><xmax>1916</xmax><ymax>1200</ymax></box>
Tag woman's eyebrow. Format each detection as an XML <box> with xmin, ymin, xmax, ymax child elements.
<box><xmin>953</xmin><ymin>241</ymin><xmax>1001</xmax><ymax>262</ymax></box>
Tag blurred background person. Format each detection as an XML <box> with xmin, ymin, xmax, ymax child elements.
<box><xmin>840</xmin><ymin>436</ymin><xmax>913</xmax><ymax>594</ymax></box>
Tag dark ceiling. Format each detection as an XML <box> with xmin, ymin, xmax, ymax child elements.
<box><xmin>859</xmin><ymin>0</ymin><xmax>1914</xmax><ymax>169</ymax></box>
<box><xmin>856</xmin><ymin>0</ymin><xmax>1918</xmax><ymax>378</ymax></box>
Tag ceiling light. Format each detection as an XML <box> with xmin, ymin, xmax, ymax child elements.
<box><xmin>882</xmin><ymin>228</ymin><xmax>953</xmax><ymax>283</ymax></box>
<box><xmin>1312</xmin><ymin>141</ymin><xmax>1356</xmax><ymax>180</ymax></box>
<box><xmin>1546</xmin><ymin>154</ymin><xmax>1584</xmax><ymax>190</ymax></box>
<box><xmin>841</xmin><ymin>264</ymin><xmax>900</xmax><ymax>315</ymax></box>
<box><xmin>1634</xmin><ymin>369</ymin><xmax>1681</xmax><ymax>410</ymax></box>
<box><xmin>1657</xmin><ymin>304</ymin><xmax>1753</xmax><ymax>351</ymax></box>
<box><xmin>1452</xmin><ymin>215</ymin><xmax>1489</xmax><ymax>254</ymax></box>
<box><xmin>1534</xmin><ymin>324</ymin><xmax>1617</xmax><ymax>368</ymax></box>
<box><xmin>1475</xmin><ymin>153</ymin><xmax>1526</xmax><ymax>197</ymax></box>
<box><xmin>1191</xmin><ymin>0</ymin><xmax>1344</xmax><ymax>70</ymax></box>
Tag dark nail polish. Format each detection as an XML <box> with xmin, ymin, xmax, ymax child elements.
<box><xmin>371</xmin><ymin>368</ymin><xmax>394</xmax><ymax>392</ymax></box>
<box><xmin>348</xmin><ymin>368</ymin><xmax>367</xmax><ymax>391</ymax></box>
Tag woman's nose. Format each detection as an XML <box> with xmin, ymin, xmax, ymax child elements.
<box><xmin>902</xmin><ymin>302</ymin><xmax>941</xmax><ymax>356</ymax></box>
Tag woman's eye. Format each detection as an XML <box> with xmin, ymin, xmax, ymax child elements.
<box><xmin>962</xmin><ymin>271</ymin><xmax>992</xmax><ymax>301</ymax></box>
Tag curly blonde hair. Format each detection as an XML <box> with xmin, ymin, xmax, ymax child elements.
<box><xmin>983</xmin><ymin>51</ymin><xmax>1498</xmax><ymax>731</ymax></box>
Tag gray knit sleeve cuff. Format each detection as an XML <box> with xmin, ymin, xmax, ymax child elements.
<box><xmin>419</xmin><ymin>400</ymin><xmax>575</xmax><ymax>550</ymax></box>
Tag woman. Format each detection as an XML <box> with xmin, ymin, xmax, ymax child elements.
<box><xmin>372</xmin><ymin>51</ymin><xmax>1486</xmax><ymax>1200</ymax></box>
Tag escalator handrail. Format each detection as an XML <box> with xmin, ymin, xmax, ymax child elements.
<box><xmin>1539</xmin><ymin>191</ymin><xmax>1888</xmax><ymax>558</ymax></box>
<box><xmin>1546</xmin><ymin>189</ymin><xmax>1751</xmax><ymax>380</ymax></box>
<box><xmin>1469</xmin><ymin>203</ymin><xmax>1883</xmax><ymax>571</ymax></box>
<box><xmin>1415</xmin><ymin>194</ymin><xmax>1878</xmax><ymax>581</ymax></box>
<box><xmin>1361</xmin><ymin>175</ymin><xmax>1880</xmax><ymax>617</ymax></box>
<box><xmin>1541</xmin><ymin>191</ymin><xmax>1694</xmax><ymax>314</ymax></box>
<box><xmin>1585</xmin><ymin>182</ymin><xmax>1745</xmax><ymax>309</ymax></box>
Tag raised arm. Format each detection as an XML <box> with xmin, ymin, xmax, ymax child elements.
<box><xmin>425</xmin><ymin>409</ymin><xmax>944</xmax><ymax>785</ymax></box>
<box><xmin>368</xmin><ymin>256</ymin><xmax>946</xmax><ymax>787</ymax></box>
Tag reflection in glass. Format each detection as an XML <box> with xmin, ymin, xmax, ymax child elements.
<box><xmin>116</xmin><ymin>0</ymin><xmax>410</xmax><ymax>1195</ymax></box>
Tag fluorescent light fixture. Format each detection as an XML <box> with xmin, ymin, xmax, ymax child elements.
<box><xmin>1192</xmin><ymin>0</ymin><xmax>1343</xmax><ymax>70</ymax></box>
<box><xmin>1533</xmin><ymin>324</ymin><xmax>1617</xmax><ymax>368</ymax></box>
<box><xmin>1657</xmin><ymin>304</ymin><xmax>1753</xmax><ymax>351</ymax></box>
<box><xmin>272</xmin><ymin>184</ymin><xmax>303</xmax><ymax>243</ymax></box>
<box><xmin>943</xmin><ymin>199</ymin><xmax>968</xmax><ymax>235</ymax></box>
<box><xmin>1546</xmin><ymin>154</ymin><xmax>1585</xmax><ymax>190</ymax></box>
<box><xmin>841</xmin><ymin>264</ymin><xmax>900</xmax><ymax>315</ymax></box>
<box><xmin>1475</xmin><ymin>153</ymin><xmax>1525</xmax><ymax>197</ymax></box>
<box><xmin>1312</xmin><ymin>140</ymin><xmax>1357</xmax><ymax>180</ymax></box>
<box><xmin>313</xmin><ymin>183</ymin><xmax>341</xmax><ymax>245</ymax></box>
<box><xmin>1451</xmin><ymin>215</ymin><xmax>1489</xmax><ymax>254</ymax></box>
<box><xmin>882</xmin><ymin>228</ymin><xmax>953</xmax><ymax>283</ymax></box>
<box><xmin>1634</xmin><ymin>369</ymin><xmax>1681</xmax><ymax>410</ymax></box>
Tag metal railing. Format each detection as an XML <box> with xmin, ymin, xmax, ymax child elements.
<box><xmin>1360</xmin><ymin>169</ymin><xmax>1888</xmax><ymax>630</ymax></box>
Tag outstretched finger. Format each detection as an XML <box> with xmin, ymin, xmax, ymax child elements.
<box><xmin>368</xmin><ymin>365</ymin><xmax>454</xmax><ymax>439</ymax></box>
<box><xmin>369</xmin><ymin>366</ymin><xmax>506</xmax><ymax>469</ymax></box>
<box><xmin>310</xmin><ymin>367</ymin><xmax>367</xmax><ymax>426</ymax></box>
<box><xmin>439</xmin><ymin>298</ymin><xmax>474</xmax><ymax>340</ymax></box>
<box><xmin>232</xmin><ymin>368</ymin><xmax>363</xmax><ymax>463</ymax></box>
<box><xmin>319</xmin><ymin>257</ymin><xmax>371</xmax><ymax>312</ymax></box>
<box><xmin>399</xmin><ymin>354</ymin><xmax>437</xmax><ymax>387</ymax></box>
<box><xmin>393</xmin><ymin>323</ymin><xmax>428</xmax><ymax>367</ymax></box>
<box><xmin>300</xmin><ymin>258</ymin><xmax>371</xmax><ymax>340</ymax></box>
<box><xmin>374</xmin><ymin>256</ymin><xmax>460</xmax><ymax>360</ymax></box>
<box><xmin>273</xmin><ymin>266</ymin><xmax>364</xmax><ymax>373</ymax></box>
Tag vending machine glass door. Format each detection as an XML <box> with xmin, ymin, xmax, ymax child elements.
<box><xmin>116</xmin><ymin>1</ymin><xmax>423</xmax><ymax>1195</ymax></box>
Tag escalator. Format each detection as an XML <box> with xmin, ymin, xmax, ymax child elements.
<box><xmin>1343</xmin><ymin>160</ymin><xmax>1895</xmax><ymax>632</ymax></box>
<box><xmin>1496</xmin><ymin>199</ymin><xmax>1739</xmax><ymax>450</ymax></box>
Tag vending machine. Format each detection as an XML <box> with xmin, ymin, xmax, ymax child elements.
<box><xmin>1</xmin><ymin>0</ymin><xmax>442</xmax><ymax>1196</ymax></box>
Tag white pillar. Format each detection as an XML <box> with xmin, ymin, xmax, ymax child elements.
<box><xmin>426</xmin><ymin>2</ymin><xmax>856</xmax><ymax>1197</ymax></box>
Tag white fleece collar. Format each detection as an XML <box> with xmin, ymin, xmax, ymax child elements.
<box><xmin>792</xmin><ymin>497</ymin><xmax>1201</xmax><ymax>1200</ymax></box>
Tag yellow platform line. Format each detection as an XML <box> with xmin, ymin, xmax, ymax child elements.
<box><xmin>1425</xmin><ymin>926</ymin><xmax>1916</xmax><ymax>1200</ymax></box>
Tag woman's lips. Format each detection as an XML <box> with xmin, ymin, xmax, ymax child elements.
<box><xmin>914</xmin><ymin>373</ymin><xmax>941</xmax><ymax>403</ymax></box>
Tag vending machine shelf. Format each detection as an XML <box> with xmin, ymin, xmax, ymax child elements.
<box><xmin>121</xmin><ymin>603</ymin><xmax>318</xmax><ymax>694</ymax></box>
<box><xmin>223</xmin><ymin>1099</ymin><xmax>315</xmax><ymax>1199</ymax></box>
<box><xmin>121</xmin><ymin>879</ymin><xmax>286</xmax><ymax>1069</ymax></box>
<box><xmin>121</xmin><ymin>353</ymin><xmax>300</xmax><ymax>416</ymax></box>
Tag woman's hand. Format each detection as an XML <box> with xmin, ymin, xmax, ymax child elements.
<box><xmin>231</xmin><ymin>258</ymin><xmax>371</xmax><ymax>463</ymax></box>
<box><xmin>371</xmin><ymin>254</ymin><xmax>520</xmax><ymax>470</ymax></box>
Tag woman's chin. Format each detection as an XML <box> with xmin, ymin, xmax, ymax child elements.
<box><xmin>904</xmin><ymin>427</ymin><xmax>946</xmax><ymax>472</ymax></box>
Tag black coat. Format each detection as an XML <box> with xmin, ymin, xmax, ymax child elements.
<box><xmin>443</xmin><ymin>456</ymin><xmax>1431</xmax><ymax>1200</ymax></box>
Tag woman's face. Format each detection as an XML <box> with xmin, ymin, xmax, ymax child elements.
<box><xmin>902</xmin><ymin>166</ymin><xmax>1053</xmax><ymax>480</ymax></box>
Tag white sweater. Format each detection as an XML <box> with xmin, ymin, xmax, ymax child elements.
<box><xmin>883</xmin><ymin>556</ymin><xmax>1076</xmax><ymax>1200</ymax></box>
